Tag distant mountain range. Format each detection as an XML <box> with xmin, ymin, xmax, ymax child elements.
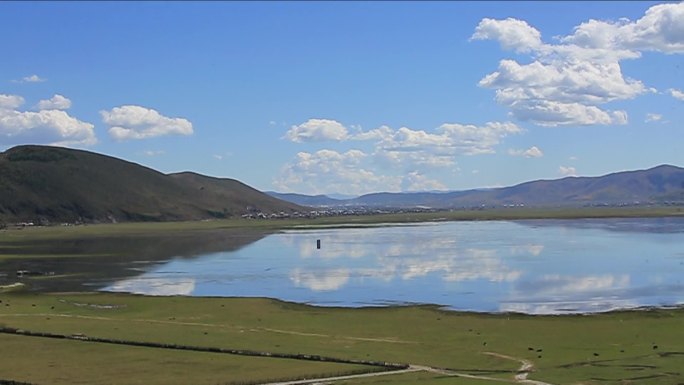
<box><xmin>269</xmin><ymin>164</ymin><xmax>684</xmax><ymax>209</ymax></box>
<box><xmin>0</xmin><ymin>145</ymin><xmax>304</xmax><ymax>224</ymax></box>
<box><xmin>1</xmin><ymin>145</ymin><xmax>682</xmax><ymax>225</ymax></box>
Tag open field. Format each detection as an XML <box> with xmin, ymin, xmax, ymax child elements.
<box><xmin>0</xmin><ymin>333</ymin><xmax>378</xmax><ymax>385</ymax></box>
<box><xmin>1</xmin><ymin>205</ymin><xmax>683</xmax><ymax>244</ymax></box>
<box><xmin>1</xmin><ymin>211</ymin><xmax>683</xmax><ymax>384</ymax></box>
<box><xmin>0</xmin><ymin>293</ymin><xmax>683</xmax><ymax>384</ymax></box>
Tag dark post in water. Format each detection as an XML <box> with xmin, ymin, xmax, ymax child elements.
<box><xmin>317</xmin><ymin>239</ymin><xmax>321</xmax><ymax>249</ymax></box>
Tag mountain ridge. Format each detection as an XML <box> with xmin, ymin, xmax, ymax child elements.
<box><xmin>270</xmin><ymin>164</ymin><xmax>684</xmax><ymax>209</ymax></box>
<box><xmin>0</xmin><ymin>145</ymin><xmax>304</xmax><ymax>224</ymax></box>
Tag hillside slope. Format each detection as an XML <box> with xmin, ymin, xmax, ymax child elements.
<box><xmin>451</xmin><ymin>164</ymin><xmax>684</xmax><ymax>207</ymax></box>
<box><xmin>265</xmin><ymin>192</ymin><xmax>344</xmax><ymax>207</ymax></box>
<box><xmin>272</xmin><ymin>165</ymin><xmax>684</xmax><ymax>208</ymax></box>
<box><xmin>0</xmin><ymin>145</ymin><xmax>304</xmax><ymax>223</ymax></box>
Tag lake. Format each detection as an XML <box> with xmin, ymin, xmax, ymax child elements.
<box><xmin>93</xmin><ymin>218</ymin><xmax>684</xmax><ymax>315</ymax></box>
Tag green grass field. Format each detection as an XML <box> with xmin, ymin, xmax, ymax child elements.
<box><xmin>0</xmin><ymin>333</ymin><xmax>378</xmax><ymax>385</ymax></box>
<box><xmin>0</xmin><ymin>293</ymin><xmax>682</xmax><ymax>385</ymax></box>
<box><xmin>1</xmin><ymin>211</ymin><xmax>684</xmax><ymax>384</ymax></box>
<box><xmin>2</xmin><ymin>205</ymin><xmax>683</xmax><ymax>244</ymax></box>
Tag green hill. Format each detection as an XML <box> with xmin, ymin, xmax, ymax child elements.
<box><xmin>0</xmin><ymin>145</ymin><xmax>305</xmax><ymax>224</ymax></box>
<box><xmin>273</xmin><ymin>165</ymin><xmax>684</xmax><ymax>209</ymax></box>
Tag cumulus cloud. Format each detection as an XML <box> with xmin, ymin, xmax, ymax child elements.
<box><xmin>559</xmin><ymin>165</ymin><xmax>577</xmax><ymax>177</ymax></box>
<box><xmin>355</xmin><ymin>121</ymin><xmax>522</xmax><ymax>168</ymax></box>
<box><xmin>401</xmin><ymin>171</ymin><xmax>447</xmax><ymax>192</ymax></box>
<box><xmin>142</xmin><ymin>150</ymin><xmax>165</xmax><ymax>157</ymax></box>
<box><xmin>0</xmin><ymin>94</ymin><xmax>24</xmax><ymax>110</ymax></box>
<box><xmin>13</xmin><ymin>74</ymin><xmax>46</xmax><ymax>83</ymax></box>
<box><xmin>509</xmin><ymin>146</ymin><xmax>543</xmax><ymax>158</ymax></box>
<box><xmin>472</xmin><ymin>3</ymin><xmax>684</xmax><ymax>126</ymax></box>
<box><xmin>36</xmin><ymin>94</ymin><xmax>71</xmax><ymax>110</ymax></box>
<box><xmin>274</xmin><ymin>149</ymin><xmax>401</xmax><ymax>195</ymax></box>
<box><xmin>284</xmin><ymin>118</ymin><xmax>349</xmax><ymax>142</ymax></box>
<box><xmin>645</xmin><ymin>113</ymin><xmax>663</xmax><ymax>123</ymax></box>
<box><xmin>562</xmin><ymin>3</ymin><xmax>684</xmax><ymax>54</ymax></box>
<box><xmin>101</xmin><ymin>105</ymin><xmax>193</xmax><ymax>140</ymax></box>
<box><xmin>275</xmin><ymin>119</ymin><xmax>523</xmax><ymax>194</ymax></box>
<box><xmin>0</xmin><ymin>93</ymin><xmax>96</xmax><ymax>146</ymax></box>
<box><xmin>670</xmin><ymin>88</ymin><xmax>684</xmax><ymax>101</ymax></box>
<box><xmin>471</xmin><ymin>17</ymin><xmax>542</xmax><ymax>53</ymax></box>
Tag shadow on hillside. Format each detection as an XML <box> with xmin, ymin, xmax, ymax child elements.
<box><xmin>0</xmin><ymin>229</ymin><xmax>271</xmax><ymax>292</ymax></box>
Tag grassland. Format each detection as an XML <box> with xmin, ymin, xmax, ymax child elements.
<box><xmin>0</xmin><ymin>293</ymin><xmax>682</xmax><ymax>385</ymax></box>
<box><xmin>0</xmin><ymin>333</ymin><xmax>379</xmax><ymax>385</ymax></box>
<box><xmin>2</xmin><ymin>205</ymin><xmax>683</xmax><ymax>243</ymax></box>
<box><xmin>1</xmin><ymin>209</ymin><xmax>684</xmax><ymax>384</ymax></box>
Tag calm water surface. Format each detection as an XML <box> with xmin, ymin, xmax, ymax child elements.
<box><xmin>102</xmin><ymin>218</ymin><xmax>684</xmax><ymax>314</ymax></box>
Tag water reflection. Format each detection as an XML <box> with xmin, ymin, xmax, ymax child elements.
<box><xmin>5</xmin><ymin>219</ymin><xmax>683</xmax><ymax>314</ymax></box>
<box><xmin>0</xmin><ymin>229</ymin><xmax>269</xmax><ymax>292</ymax></box>
<box><xmin>290</xmin><ymin>268</ymin><xmax>350</xmax><ymax>291</ymax></box>
<box><xmin>109</xmin><ymin>277</ymin><xmax>196</xmax><ymax>296</ymax></box>
<box><xmin>107</xmin><ymin>219</ymin><xmax>683</xmax><ymax>313</ymax></box>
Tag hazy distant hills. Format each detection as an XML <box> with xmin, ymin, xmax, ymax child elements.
<box><xmin>0</xmin><ymin>145</ymin><xmax>304</xmax><ymax>223</ymax></box>
<box><xmin>270</xmin><ymin>165</ymin><xmax>684</xmax><ymax>209</ymax></box>
<box><xmin>2</xmin><ymin>145</ymin><xmax>682</xmax><ymax>224</ymax></box>
<box><xmin>265</xmin><ymin>192</ymin><xmax>344</xmax><ymax>207</ymax></box>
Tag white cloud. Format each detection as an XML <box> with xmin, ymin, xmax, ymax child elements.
<box><xmin>559</xmin><ymin>165</ymin><xmax>577</xmax><ymax>177</ymax></box>
<box><xmin>510</xmin><ymin>100</ymin><xmax>628</xmax><ymax>126</ymax></box>
<box><xmin>355</xmin><ymin>121</ymin><xmax>522</xmax><ymax>169</ymax></box>
<box><xmin>13</xmin><ymin>74</ymin><xmax>46</xmax><ymax>83</ymax></box>
<box><xmin>401</xmin><ymin>171</ymin><xmax>447</xmax><ymax>192</ymax></box>
<box><xmin>670</xmin><ymin>88</ymin><xmax>684</xmax><ymax>101</ymax></box>
<box><xmin>276</xmin><ymin>120</ymin><xmax>522</xmax><ymax>194</ymax></box>
<box><xmin>645</xmin><ymin>113</ymin><xmax>663</xmax><ymax>123</ymax></box>
<box><xmin>471</xmin><ymin>17</ymin><xmax>542</xmax><ymax>53</ymax></box>
<box><xmin>101</xmin><ymin>105</ymin><xmax>193</xmax><ymax>140</ymax></box>
<box><xmin>284</xmin><ymin>118</ymin><xmax>349</xmax><ymax>142</ymax></box>
<box><xmin>562</xmin><ymin>2</ymin><xmax>684</xmax><ymax>54</ymax></box>
<box><xmin>509</xmin><ymin>146</ymin><xmax>543</xmax><ymax>158</ymax></box>
<box><xmin>437</xmin><ymin>121</ymin><xmax>523</xmax><ymax>155</ymax></box>
<box><xmin>471</xmin><ymin>3</ymin><xmax>684</xmax><ymax>126</ymax></box>
<box><xmin>142</xmin><ymin>150</ymin><xmax>165</xmax><ymax>157</ymax></box>
<box><xmin>0</xmin><ymin>93</ymin><xmax>96</xmax><ymax>146</ymax></box>
<box><xmin>36</xmin><ymin>94</ymin><xmax>71</xmax><ymax>110</ymax></box>
<box><xmin>274</xmin><ymin>149</ymin><xmax>400</xmax><ymax>195</ymax></box>
<box><xmin>0</xmin><ymin>94</ymin><xmax>24</xmax><ymax>110</ymax></box>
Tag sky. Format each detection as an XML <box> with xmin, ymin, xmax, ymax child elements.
<box><xmin>1</xmin><ymin>1</ymin><xmax>684</xmax><ymax>196</ymax></box>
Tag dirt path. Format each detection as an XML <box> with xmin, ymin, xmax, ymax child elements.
<box><xmin>260</xmin><ymin>367</ymin><xmax>422</xmax><ymax>385</ymax></box>
<box><xmin>484</xmin><ymin>352</ymin><xmax>555</xmax><ymax>385</ymax></box>
<box><xmin>0</xmin><ymin>314</ymin><xmax>556</xmax><ymax>385</ymax></box>
<box><xmin>260</xmin><ymin>364</ymin><xmax>514</xmax><ymax>385</ymax></box>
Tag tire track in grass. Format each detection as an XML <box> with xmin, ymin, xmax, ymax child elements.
<box><xmin>484</xmin><ymin>352</ymin><xmax>555</xmax><ymax>385</ymax></box>
<box><xmin>0</xmin><ymin>313</ymin><xmax>416</xmax><ymax>344</ymax></box>
<box><xmin>0</xmin><ymin>315</ymin><xmax>557</xmax><ymax>385</ymax></box>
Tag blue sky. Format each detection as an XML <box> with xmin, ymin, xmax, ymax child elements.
<box><xmin>1</xmin><ymin>1</ymin><xmax>683</xmax><ymax>196</ymax></box>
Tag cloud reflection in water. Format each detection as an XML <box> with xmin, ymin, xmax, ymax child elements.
<box><xmin>109</xmin><ymin>277</ymin><xmax>196</xmax><ymax>296</ymax></box>
<box><xmin>102</xmin><ymin>220</ymin><xmax>684</xmax><ymax>314</ymax></box>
